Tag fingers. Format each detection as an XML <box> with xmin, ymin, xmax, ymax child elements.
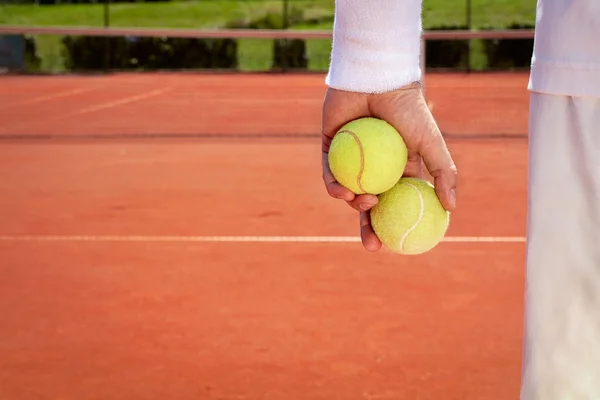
<box><xmin>346</xmin><ymin>194</ymin><xmax>378</xmax><ymax>212</ymax></box>
<box><xmin>360</xmin><ymin>211</ymin><xmax>382</xmax><ymax>252</ymax></box>
<box><xmin>373</xmin><ymin>87</ymin><xmax>457</xmax><ymax>212</ymax></box>
<box><xmin>320</xmin><ymin>87</ymin><xmax>385</xmax><ymax>254</ymax></box>
<box><xmin>322</xmin><ymin>151</ymin><xmax>355</xmax><ymax>202</ymax></box>
<box><xmin>402</xmin><ymin>152</ymin><xmax>423</xmax><ymax>178</ymax></box>
<box><xmin>323</xmin><ymin>149</ymin><xmax>378</xmax><ymax>209</ymax></box>
<box><xmin>408</xmin><ymin>95</ymin><xmax>457</xmax><ymax>211</ymax></box>
<box><xmin>321</xmin><ymin>89</ymin><xmax>370</xmax><ymax>203</ymax></box>
<box><xmin>320</xmin><ymin>89</ymin><xmax>369</xmax><ymax>198</ymax></box>
<box><xmin>322</xmin><ymin>144</ymin><xmax>377</xmax><ymax>210</ymax></box>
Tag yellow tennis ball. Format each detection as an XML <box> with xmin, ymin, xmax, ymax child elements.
<box><xmin>328</xmin><ymin>117</ymin><xmax>408</xmax><ymax>195</ymax></box>
<box><xmin>370</xmin><ymin>177</ymin><xmax>450</xmax><ymax>255</ymax></box>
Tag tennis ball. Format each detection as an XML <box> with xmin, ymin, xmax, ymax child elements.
<box><xmin>370</xmin><ymin>177</ymin><xmax>450</xmax><ymax>255</ymax></box>
<box><xmin>328</xmin><ymin>117</ymin><xmax>408</xmax><ymax>195</ymax></box>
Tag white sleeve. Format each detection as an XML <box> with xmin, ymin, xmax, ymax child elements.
<box><xmin>325</xmin><ymin>0</ymin><xmax>423</xmax><ymax>94</ymax></box>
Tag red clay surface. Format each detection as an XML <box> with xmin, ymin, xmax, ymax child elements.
<box><xmin>0</xmin><ymin>72</ymin><xmax>529</xmax><ymax>399</ymax></box>
<box><xmin>0</xmin><ymin>72</ymin><xmax>529</xmax><ymax>137</ymax></box>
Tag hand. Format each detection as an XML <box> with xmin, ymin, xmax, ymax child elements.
<box><xmin>321</xmin><ymin>82</ymin><xmax>458</xmax><ymax>252</ymax></box>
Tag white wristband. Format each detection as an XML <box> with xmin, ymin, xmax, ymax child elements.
<box><xmin>325</xmin><ymin>0</ymin><xmax>423</xmax><ymax>93</ymax></box>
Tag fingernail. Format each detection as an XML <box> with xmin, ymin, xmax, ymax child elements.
<box><xmin>359</xmin><ymin>203</ymin><xmax>372</xmax><ymax>210</ymax></box>
<box><xmin>450</xmin><ymin>189</ymin><xmax>456</xmax><ymax>208</ymax></box>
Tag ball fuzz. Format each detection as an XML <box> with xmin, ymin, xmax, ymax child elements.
<box><xmin>370</xmin><ymin>178</ymin><xmax>450</xmax><ymax>255</ymax></box>
<box><xmin>328</xmin><ymin>117</ymin><xmax>408</xmax><ymax>195</ymax></box>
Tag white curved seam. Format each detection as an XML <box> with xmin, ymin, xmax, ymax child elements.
<box><xmin>398</xmin><ymin>183</ymin><xmax>424</xmax><ymax>253</ymax></box>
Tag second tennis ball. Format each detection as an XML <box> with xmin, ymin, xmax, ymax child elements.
<box><xmin>370</xmin><ymin>177</ymin><xmax>450</xmax><ymax>255</ymax></box>
<box><xmin>328</xmin><ymin>117</ymin><xmax>408</xmax><ymax>195</ymax></box>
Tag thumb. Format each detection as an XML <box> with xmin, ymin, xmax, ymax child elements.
<box><xmin>419</xmin><ymin>124</ymin><xmax>457</xmax><ymax>212</ymax></box>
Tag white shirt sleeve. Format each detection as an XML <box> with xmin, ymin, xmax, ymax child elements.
<box><xmin>325</xmin><ymin>0</ymin><xmax>423</xmax><ymax>94</ymax></box>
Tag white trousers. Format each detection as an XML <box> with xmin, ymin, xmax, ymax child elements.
<box><xmin>521</xmin><ymin>92</ymin><xmax>600</xmax><ymax>399</ymax></box>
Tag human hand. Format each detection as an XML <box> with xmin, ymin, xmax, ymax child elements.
<box><xmin>321</xmin><ymin>82</ymin><xmax>458</xmax><ymax>252</ymax></box>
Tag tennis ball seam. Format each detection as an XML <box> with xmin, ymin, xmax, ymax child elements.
<box><xmin>398</xmin><ymin>182</ymin><xmax>425</xmax><ymax>253</ymax></box>
<box><xmin>337</xmin><ymin>129</ymin><xmax>366</xmax><ymax>193</ymax></box>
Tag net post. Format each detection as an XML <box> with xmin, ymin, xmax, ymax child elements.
<box><xmin>103</xmin><ymin>0</ymin><xmax>110</xmax><ymax>73</ymax></box>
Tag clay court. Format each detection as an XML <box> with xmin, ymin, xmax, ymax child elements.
<box><xmin>0</xmin><ymin>72</ymin><xmax>529</xmax><ymax>399</ymax></box>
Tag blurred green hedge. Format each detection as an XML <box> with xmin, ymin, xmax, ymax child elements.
<box><xmin>59</xmin><ymin>10</ymin><xmax>310</xmax><ymax>71</ymax></box>
<box><xmin>61</xmin><ymin>35</ymin><xmax>238</xmax><ymax>70</ymax></box>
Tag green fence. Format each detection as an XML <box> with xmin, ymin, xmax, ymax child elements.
<box><xmin>0</xmin><ymin>0</ymin><xmax>536</xmax><ymax>74</ymax></box>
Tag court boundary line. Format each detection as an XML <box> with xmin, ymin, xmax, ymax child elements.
<box><xmin>0</xmin><ymin>87</ymin><xmax>96</xmax><ymax>110</ymax></box>
<box><xmin>0</xmin><ymin>132</ymin><xmax>529</xmax><ymax>142</ymax></box>
<box><xmin>53</xmin><ymin>87</ymin><xmax>172</xmax><ymax>120</ymax></box>
<box><xmin>0</xmin><ymin>235</ymin><xmax>526</xmax><ymax>243</ymax></box>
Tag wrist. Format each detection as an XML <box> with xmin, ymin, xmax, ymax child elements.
<box><xmin>325</xmin><ymin>0</ymin><xmax>423</xmax><ymax>94</ymax></box>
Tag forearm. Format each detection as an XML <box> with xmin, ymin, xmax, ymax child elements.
<box><xmin>325</xmin><ymin>0</ymin><xmax>423</xmax><ymax>94</ymax></box>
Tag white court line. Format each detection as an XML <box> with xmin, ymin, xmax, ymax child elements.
<box><xmin>3</xmin><ymin>87</ymin><xmax>172</xmax><ymax>133</ymax></box>
<box><xmin>53</xmin><ymin>87</ymin><xmax>171</xmax><ymax>120</ymax></box>
<box><xmin>0</xmin><ymin>235</ymin><xmax>526</xmax><ymax>243</ymax></box>
<box><xmin>0</xmin><ymin>87</ymin><xmax>95</xmax><ymax>110</ymax></box>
